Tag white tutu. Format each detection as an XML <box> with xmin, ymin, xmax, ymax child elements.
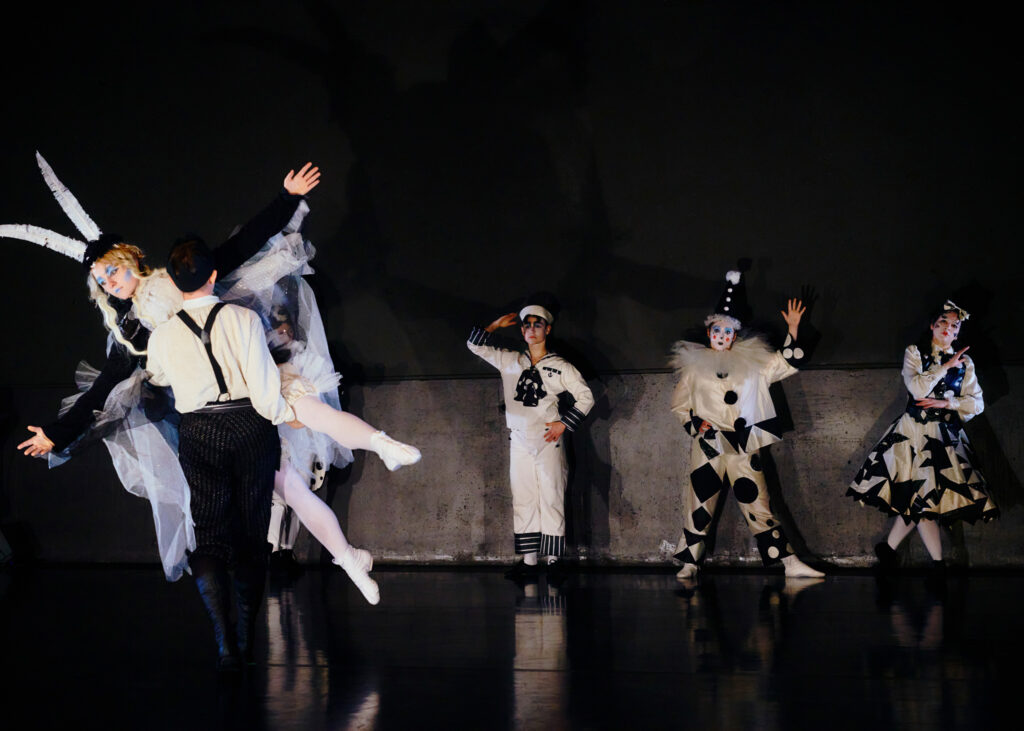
<box><xmin>50</xmin><ymin>200</ymin><xmax>352</xmax><ymax>580</ymax></box>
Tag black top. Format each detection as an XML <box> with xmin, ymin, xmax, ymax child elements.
<box><xmin>43</xmin><ymin>189</ymin><xmax>304</xmax><ymax>453</ymax></box>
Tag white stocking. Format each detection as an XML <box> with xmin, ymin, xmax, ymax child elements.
<box><xmin>293</xmin><ymin>395</ymin><xmax>378</xmax><ymax>451</ymax></box>
<box><xmin>273</xmin><ymin>462</ymin><xmax>350</xmax><ymax>561</ymax></box>
<box><xmin>886</xmin><ymin>518</ymin><xmax>916</xmax><ymax>550</ymax></box>
<box><xmin>916</xmin><ymin>520</ymin><xmax>943</xmax><ymax>561</ymax></box>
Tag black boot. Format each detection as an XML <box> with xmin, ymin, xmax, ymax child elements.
<box><xmin>192</xmin><ymin>556</ymin><xmax>240</xmax><ymax>671</ymax></box>
<box><xmin>233</xmin><ymin>559</ymin><xmax>267</xmax><ymax>666</ymax></box>
<box><xmin>874</xmin><ymin>542</ymin><xmax>900</xmax><ymax>572</ymax></box>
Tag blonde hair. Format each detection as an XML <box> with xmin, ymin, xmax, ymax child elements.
<box><xmin>86</xmin><ymin>243</ymin><xmax>154</xmax><ymax>356</ymax></box>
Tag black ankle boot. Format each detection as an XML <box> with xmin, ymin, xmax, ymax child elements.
<box><xmin>233</xmin><ymin>560</ymin><xmax>267</xmax><ymax>666</ymax></box>
<box><xmin>192</xmin><ymin>556</ymin><xmax>240</xmax><ymax>671</ymax></box>
<box><xmin>874</xmin><ymin>542</ymin><xmax>899</xmax><ymax>571</ymax></box>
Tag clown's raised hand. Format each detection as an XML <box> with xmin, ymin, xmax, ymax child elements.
<box><xmin>781</xmin><ymin>298</ymin><xmax>806</xmax><ymax>339</ymax></box>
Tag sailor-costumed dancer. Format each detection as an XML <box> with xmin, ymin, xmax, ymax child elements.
<box><xmin>847</xmin><ymin>300</ymin><xmax>998</xmax><ymax>568</ymax></box>
<box><xmin>4</xmin><ymin>155</ymin><xmax>418</xmax><ymax>602</ymax></box>
<box><xmin>467</xmin><ymin>301</ymin><xmax>594</xmax><ymax>573</ymax></box>
<box><xmin>671</xmin><ymin>271</ymin><xmax>823</xmax><ymax>580</ymax></box>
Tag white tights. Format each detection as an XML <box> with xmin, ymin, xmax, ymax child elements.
<box><xmin>886</xmin><ymin>518</ymin><xmax>943</xmax><ymax>561</ymax></box>
<box><xmin>292</xmin><ymin>395</ymin><xmax>377</xmax><ymax>451</ymax></box>
<box><xmin>273</xmin><ymin>462</ymin><xmax>350</xmax><ymax>561</ymax></box>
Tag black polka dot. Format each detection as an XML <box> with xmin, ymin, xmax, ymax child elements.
<box><xmin>734</xmin><ymin>417</ymin><xmax>747</xmax><ymax>431</ymax></box>
<box><xmin>750</xmin><ymin>454</ymin><xmax>762</xmax><ymax>471</ymax></box>
<box><xmin>766</xmin><ymin>518</ymin><xmax>774</xmax><ymax>527</ymax></box>
<box><xmin>724</xmin><ymin>390</ymin><xmax>738</xmax><ymax>404</ymax></box>
<box><xmin>733</xmin><ymin>477</ymin><xmax>759</xmax><ymax>504</ymax></box>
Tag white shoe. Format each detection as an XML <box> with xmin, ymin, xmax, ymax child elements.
<box><xmin>675</xmin><ymin>563</ymin><xmax>699</xmax><ymax>581</ymax></box>
<box><xmin>782</xmin><ymin>555</ymin><xmax>825</xmax><ymax>578</ymax></box>
<box><xmin>334</xmin><ymin>548</ymin><xmax>380</xmax><ymax>605</ymax></box>
<box><xmin>370</xmin><ymin>431</ymin><xmax>422</xmax><ymax>471</ymax></box>
<box><xmin>344</xmin><ymin>546</ymin><xmax>373</xmax><ymax>573</ymax></box>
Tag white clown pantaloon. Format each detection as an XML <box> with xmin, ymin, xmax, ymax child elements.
<box><xmin>675</xmin><ymin>434</ymin><xmax>793</xmax><ymax>566</ymax></box>
<box><xmin>510</xmin><ymin>430</ymin><xmax>568</xmax><ymax>557</ymax></box>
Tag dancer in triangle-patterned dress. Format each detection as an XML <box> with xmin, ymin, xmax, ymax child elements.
<box><xmin>847</xmin><ymin>300</ymin><xmax>998</xmax><ymax>568</ymax></box>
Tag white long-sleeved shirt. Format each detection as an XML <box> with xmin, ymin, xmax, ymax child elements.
<box><xmin>467</xmin><ymin>327</ymin><xmax>594</xmax><ymax>435</ymax></box>
<box><xmin>146</xmin><ymin>295</ymin><xmax>295</xmax><ymax>424</ymax></box>
<box><xmin>901</xmin><ymin>344</ymin><xmax>983</xmax><ymax>421</ymax></box>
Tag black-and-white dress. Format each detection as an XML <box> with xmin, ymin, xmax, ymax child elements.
<box><xmin>847</xmin><ymin>344</ymin><xmax>998</xmax><ymax>524</ymax></box>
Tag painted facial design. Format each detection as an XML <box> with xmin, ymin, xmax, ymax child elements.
<box><xmin>708</xmin><ymin>323</ymin><xmax>736</xmax><ymax>351</ymax></box>
<box><xmin>91</xmin><ymin>261</ymin><xmax>138</xmax><ymax>300</ymax></box>
<box><xmin>521</xmin><ymin>316</ymin><xmax>550</xmax><ymax>344</ymax></box>
<box><xmin>930</xmin><ymin>312</ymin><xmax>961</xmax><ymax>348</ymax></box>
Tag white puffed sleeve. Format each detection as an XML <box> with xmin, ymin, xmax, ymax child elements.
<box><xmin>945</xmin><ymin>356</ymin><xmax>984</xmax><ymax>421</ymax></box>
<box><xmin>902</xmin><ymin>345</ymin><xmax>948</xmax><ymax>399</ymax></box>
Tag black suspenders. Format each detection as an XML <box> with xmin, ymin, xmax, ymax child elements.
<box><xmin>176</xmin><ymin>302</ymin><xmax>230</xmax><ymax>400</ymax></box>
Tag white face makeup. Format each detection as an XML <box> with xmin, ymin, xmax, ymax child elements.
<box><xmin>91</xmin><ymin>261</ymin><xmax>138</xmax><ymax>300</ymax></box>
<box><xmin>930</xmin><ymin>311</ymin><xmax>961</xmax><ymax>349</ymax></box>
<box><xmin>707</xmin><ymin>322</ymin><xmax>737</xmax><ymax>351</ymax></box>
<box><xmin>521</xmin><ymin>315</ymin><xmax>551</xmax><ymax>346</ymax></box>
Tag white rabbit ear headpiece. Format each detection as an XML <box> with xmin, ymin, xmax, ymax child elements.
<box><xmin>0</xmin><ymin>152</ymin><xmax>104</xmax><ymax>265</ymax></box>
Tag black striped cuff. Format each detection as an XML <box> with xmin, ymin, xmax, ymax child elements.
<box><xmin>560</xmin><ymin>406</ymin><xmax>587</xmax><ymax>432</ymax></box>
<box><xmin>468</xmin><ymin>327</ymin><xmax>492</xmax><ymax>346</ymax></box>
<box><xmin>514</xmin><ymin>532</ymin><xmax>542</xmax><ymax>554</ymax></box>
<box><xmin>540</xmin><ymin>534</ymin><xmax>566</xmax><ymax>558</ymax></box>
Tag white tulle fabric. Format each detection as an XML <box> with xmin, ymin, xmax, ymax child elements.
<box><xmin>52</xmin><ymin>200</ymin><xmax>352</xmax><ymax>580</ymax></box>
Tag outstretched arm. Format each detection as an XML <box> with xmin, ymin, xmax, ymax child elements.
<box><xmin>212</xmin><ymin>162</ymin><xmax>322</xmax><ymax>276</ymax></box>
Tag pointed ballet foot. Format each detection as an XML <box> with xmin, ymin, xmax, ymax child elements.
<box><xmin>370</xmin><ymin>431</ymin><xmax>422</xmax><ymax>471</ymax></box>
<box><xmin>781</xmin><ymin>555</ymin><xmax>825</xmax><ymax>578</ymax></box>
<box><xmin>675</xmin><ymin>563</ymin><xmax>699</xmax><ymax>581</ymax></box>
<box><xmin>334</xmin><ymin>548</ymin><xmax>380</xmax><ymax>605</ymax></box>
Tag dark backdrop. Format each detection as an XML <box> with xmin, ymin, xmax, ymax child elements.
<box><xmin>1</xmin><ymin>0</ymin><xmax>1019</xmax><ymax>386</ymax></box>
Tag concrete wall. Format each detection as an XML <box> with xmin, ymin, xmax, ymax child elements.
<box><xmin>3</xmin><ymin>367</ymin><xmax>1022</xmax><ymax>569</ymax></box>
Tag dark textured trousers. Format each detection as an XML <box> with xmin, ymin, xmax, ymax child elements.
<box><xmin>179</xmin><ymin>406</ymin><xmax>280</xmax><ymax>567</ymax></box>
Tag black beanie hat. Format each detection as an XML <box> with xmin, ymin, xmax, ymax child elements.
<box><xmin>167</xmin><ymin>236</ymin><xmax>216</xmax><ymax>293</ymax></box>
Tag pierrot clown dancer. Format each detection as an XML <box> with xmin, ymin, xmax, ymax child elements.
<box><xmin>670</xmin><ymin>270</ymin><xmax>824</xmax><ymax>581</ymax></box>
<box><xmin>467</xmin><ymin>298</ymin><xmax>594</xmax><ymax>576</ymax></box>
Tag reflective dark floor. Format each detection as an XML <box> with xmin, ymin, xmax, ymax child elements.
<box><xmin>1</xmin><ymin>565</ymin><xmax>1019</xmax><ymax>730</ymax></box>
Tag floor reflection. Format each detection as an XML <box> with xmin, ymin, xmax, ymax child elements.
<box><xmin>512</xmin><ymin>576</ymin><xmax>569</xmax><ymax>728</ymax></box>
<box><xmin>0</xmin><ymin>566</ymin><xmax>1017</xmax><ymax>729</ymax></box>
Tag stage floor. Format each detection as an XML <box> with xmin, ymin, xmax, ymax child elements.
<box><xmin>1</xmin><ymin>565</ymin><xmax>1017</xmax><ymax>730</ymax></box>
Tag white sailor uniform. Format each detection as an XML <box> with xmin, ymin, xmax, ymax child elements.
<box><xmin>468</xmin><ymin>327</ymin><xmax>594</xmax><ymax>557</ymax></box>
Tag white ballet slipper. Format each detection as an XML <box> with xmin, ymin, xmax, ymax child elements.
<box><xmin>675</xmin><ymin>563</ymin><xmax>699</xmax><ymax>581</ymax></box>
<box><xmin>334</xmin><ymin>548</ymin><xmax>380</xmax><ymax>605</ymax></box>
<box><xmin>781</xmin><ymin>555</ymin><xmax>825</xmax><ymax>578</ymax></box>
<box><xmin>369</xmin><ymin>431</ymin><xmax>422</xmax><ymax>471</ymax></box>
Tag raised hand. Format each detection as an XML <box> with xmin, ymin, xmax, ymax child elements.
<box><xmin>283</xmin><ymin>162</ymin><xmax>321</xmax><ymax>196</ymax></box>
<box><xmin>18</xmin><ymin>425</ymin><xmax>54</xmax><ymax>457</ymax></box>
<box><xmin>485</xmin><ymin>312</ymin><xmax>519</xmax><ymax>333</ymax></box>
<box><xmin>946</xmin><ymin>346</ymin><xmax>970</xmax><ymax>370</ymax></box>
<box><xmin>781</xmin><ymin>298</ymin><xmax>806</xmax><ymax>338</ymax></box>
